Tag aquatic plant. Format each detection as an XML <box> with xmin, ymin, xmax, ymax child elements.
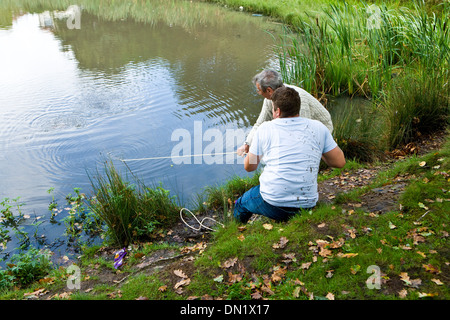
<box><xmin>87</xmin><ymin>161</ymin><xmax>180</xmax><ymax>246</ymax></box>
<box><xmin>277</xmin><ymin>1</ymin><xmax>449</xmax><ymax>153</ymax></box>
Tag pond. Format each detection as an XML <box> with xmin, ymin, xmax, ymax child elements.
<box><xmin>0</xmin><ymin>0</ymin><xmax>282</xmax><ymax>259</ymax></box>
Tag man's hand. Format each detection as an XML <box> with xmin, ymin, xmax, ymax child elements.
<box><xmin>237</xmin><ymin>144</ymin><xmax>250</xmax><ymax>157</ymax></box>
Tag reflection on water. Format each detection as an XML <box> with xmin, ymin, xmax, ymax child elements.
<box><xmin>0</xmin><ymin>0</ymin><xmax>281</xmax><ymax>257</ymax></box>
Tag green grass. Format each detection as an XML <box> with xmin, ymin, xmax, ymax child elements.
<box><xmin>87</xmin><ymin>161</ymin><xmax>180</xmax><ymax>247</ymax></box>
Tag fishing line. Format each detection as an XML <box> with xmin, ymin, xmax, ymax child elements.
<box><xmin>118</xmin><ymin>151</ymin><xmax>240</xmax><ymax>162</ymax></box>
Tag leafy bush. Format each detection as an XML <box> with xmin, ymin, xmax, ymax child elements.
<box><xmin>0</xmin><ymin>247</ymin><xmax>53</xmax><ymax>290</ymax></box>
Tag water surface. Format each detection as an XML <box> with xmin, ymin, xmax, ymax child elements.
<box><xmin>0</xmin><ymin>0</ymin><xmax>281</xmax><ymax>258</ymax></box>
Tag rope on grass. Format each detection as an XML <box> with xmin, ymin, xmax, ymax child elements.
<box><xmin>179</xmin><ymin>207</ymin><xmax>224</xmax><ymax>232</ymax></box>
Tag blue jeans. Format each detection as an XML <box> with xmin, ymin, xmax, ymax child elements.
<box><xmin>234</xmin><ymin>185</ymin><xmax>311</xmax><ymax>223</ymax></box>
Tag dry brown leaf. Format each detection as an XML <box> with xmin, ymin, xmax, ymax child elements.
<box><xmin>263</xmin><ymin>223</ymin><xmax>273</xmax><ymax>230</ymax></box>
<box><xmin>174</xmin><ymin>278</ymin><xmax>191</xmax><ymax>289</ymax></box>
<box><xmin>326</xmin><ymin>292</ymin><xmax>335</xmax><ymax>300</ymax></box>
<box><xmin>398</xmin><ymin>289</ymin><xmax>408</xmax><ymax>298</ymax></box>
<box><xmin>423</xmin><ymin>264</ymin><xmax>440</xmax><ymax>274</ymax></box>
<box><xmin>251</xmin><ymin>290</ymin><xmax>263</xmax><ymax>300</ymax></box>
<box><xmin>221</xmin><ymin>257</ymin><xmax>238</xmax><ymax>268</ymax></box>
<box><xmin>300</xmin><ymin>262</ymin><xmax>312</xmax><ymax>270</ymax></box>
<box><xmin>174</xmin><ymin>269</ymin><xmax>188</xmax><ymax>278</ymax></box>
<box><xmin>431</xmin><ymin>278</ymin><xmax>443</xmax><ymax>285</ymax></box>
<box><xmin>272</xmin><ymin>236</ymin><xmax>289</xmax><ymax>249</ymax></box>
<box><xmin>158</xmin><ymin>285</ymin><xmax>167</xmax><ymax>292</ymax></box>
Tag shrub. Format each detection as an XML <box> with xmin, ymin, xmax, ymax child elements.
<box><xmin>0</xmin><ymin>247</ymin><xmax>53</xmax><ymax>290</ymax></box>
<box><xmin>87</xmin><ymin>161</ymin><xmax>180</xmax><ymax>246</ymax></box>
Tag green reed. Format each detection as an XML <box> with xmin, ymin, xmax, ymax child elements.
<box><xmin>278</xmin><ymin>1</ymin><xmax>449</xmax><ymax>153</ymax></box>
<box><xmin>87</xmin><ymin>161</ymin><xmax>180</xmax><ymax>246</ymax></box>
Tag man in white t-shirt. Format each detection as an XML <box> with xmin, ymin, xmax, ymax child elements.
<box><xmin>234</xmin><ymin>86</ymin><xmax>345</xmax><ymax>223</ymax></box>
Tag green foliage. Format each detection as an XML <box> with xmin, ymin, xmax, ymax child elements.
<box><xmin>0</xmin><ymin>247</ymin><xmax>52</xmax><ymax>290</ymax></box>
<box><xmin>87</xmin><ymin>161</ymin><xmax>180</xmax><ymax>246</ymax></box>
<box><xmin>277</xmin><ymin>1</ymin><xmax>449</xmax><ymax>153</ymax></box>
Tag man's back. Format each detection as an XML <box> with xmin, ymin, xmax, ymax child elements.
<box><xmin>250</xmin><ymin>117</ymin><xmax>337</xmax><ymax>208</ymax></box>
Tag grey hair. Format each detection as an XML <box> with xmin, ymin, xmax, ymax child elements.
<box><xmin>252</xmin><ymin>69</ymin><xmax>283</xmax><ymax>92</ymax></box>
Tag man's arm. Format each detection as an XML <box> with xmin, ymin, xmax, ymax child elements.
<box><xmin>322</xmin><ymin>146</ymin><xmax>346</xmax><ymax>168</ymax></box>
<box><xmin>244</xmin><ymin>152</ymin><xmax>261</xmax><ymax>172</ymax></box>
<box><xmin>246</xmin><ymin>98</ymin><xmax>273</xmax><ymax>145</ymax></box>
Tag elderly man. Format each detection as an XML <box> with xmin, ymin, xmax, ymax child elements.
<box><xmin>237</xmin><ymin>69</ymin><xmax>333</xmax><ymax>156</ymax></box>
<box><xmin>234</xmin><ymin>86</ymin><xmax>345</xmax><ymax>223</ymax></box>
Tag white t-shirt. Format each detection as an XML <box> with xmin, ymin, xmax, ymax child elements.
<box><xmin>249</xmin><ymin>117</ymin><xmax>337</xmax><ymax>208</ymax></box>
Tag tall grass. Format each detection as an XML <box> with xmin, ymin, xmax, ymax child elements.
<box><xmin>278</xmin><ymin>1</ymin><xmax>449</xmax><ymax>154</ymax></box>
<box><xmin>87</xmin><ymin>161</ymin><xmax>180</xmax><ymax>246</ymax></box>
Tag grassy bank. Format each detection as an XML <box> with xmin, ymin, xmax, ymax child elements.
<box><xmin>1</xmin><ymin>132</ymin><xmax>448</xmax><ymax>300</ymax></box>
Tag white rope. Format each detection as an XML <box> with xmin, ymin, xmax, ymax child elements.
<box><xmin>179</xmin><ymin>207</ymin><xmax>224</xmax><ymax>232</ymax></box>
<box><xmin>119</xmin><ymin>151</ymin><xmax>239</xmax><ymax>162</ymax></box>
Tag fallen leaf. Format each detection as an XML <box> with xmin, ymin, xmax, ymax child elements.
<box><xmin>317</xmin><ymin>223</ymin><xmax>326</xmax><ymax>228</ymax></box>
<box><xmin>221</xmin><ymin>257</ymin><xmax>238</xmax><ymax>269</ymax></box>
<box><xmin>213</xmin><ymin>275</ymin><xmax>224</xmax><ymax>283</ymax></box>
<box><xmin>272</xmin><ymin>236</ymin><xmax>289</xmax><ymax>249</ymax></box>
<box><xmin>174</xmin><ymin>269</ymin><xmax>188</xmax><ymax>278</ymax></box>
<box><xmin>400</xmin><ymin>272</ymin><xmax>411</xmax><ymax>286</ymax></box>
<box><xmin>281</xmin><ymin>253</ymin><xmax>296</xmax><ymax>263</ymax></box>
<box><xmin>398</xmin><ymin>289</ymin><xmax>408</xmax><ymax>298</ymax></box>
<box><xmin>416</xmin><ymin>251</ymin><xmax>427</xmax><ymax>258</ymax></box>
<box><xmin>251</xmin><ymin>290</ymin><xmax>262</xmax><ymax>300</ymax></box>
<box><xmin>431</xmin><ymin>278</ymin><xmax>443</xmax><ymax>285</ymax></box>
<box><xmin>418</xmin><ymin>292</ymin><xmax>438</xmax><ymax>298</ymax></box>
<box><xmin>300</xmin><ymin>262</ymin><xmax>312</xmax><ymax>270</ymax></box>
<box><xmin>338</xmin><ymin>253</ymin><xmax>359</xmax><ymax>258</ymax></box>
<box><xmin>227</xmin><ymin>272</ymin><xmax>243</xmax><ymax>284</ymax></box>
<box><xmin>423</xmin><ymin>264</ymin><xmax>440</xmax><ymax>274</ymax></box>
<box><xmin>293</xmin><ymin>286</ymin><xmax>301</xmax><ymax>298</ymax></box>
<box><xmin>389</xmin><ymin>221</ymin><xmax>397</xmax><ymax>229</ymax></box>
<box><xmin>326</xmin><ymin>292</ymin><xmax>335</xmax><ymax>300</ymax></box>
<box><xmin>237</xmin><ymin>234</ymin><xmax>245</xmax><ymax>241</ymax></box>
<box><xmin>319</xmin><ymin>248</ymin><xmax>332</xmax><ymax>257</ymax></box>
<box><xmin>174</xmin><ymin>278</ymin><xmax>191</xmax><ymax>289</ymax></box>
<box><xmin>158</xmin><ymin>285</ymin><xmax>167</xmax><ymax>292</ymax></box>
<box><xmin>271</xmin><ymin>266</ymin><xmax>287</xmax><ymax>283</ymax></box>
<box><xmin>350</xmin><ymin>265</ymin><xmax>361</xmax><ymax>274</ymax></box>
<box><xmin>263</xmin><ymin>223</ymin><xmax>273</xmax><ymax>230</ymax></box>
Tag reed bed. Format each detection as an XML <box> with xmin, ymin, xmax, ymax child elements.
<box><xmin>278</xmin><ymin>1</ymin><xmax>449</xmax><ymax>157</ymax></box>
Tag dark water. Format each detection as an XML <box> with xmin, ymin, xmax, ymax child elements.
<box><xmin>0</xmin><ymin>1</ymin><xmax>282</xmax><ymax>259</ymax></box>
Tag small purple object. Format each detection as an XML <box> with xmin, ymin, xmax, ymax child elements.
<box><xmin>114</xmin><ymin>248</ymin><xmax>127</xmax><ymax>269</ymax></box>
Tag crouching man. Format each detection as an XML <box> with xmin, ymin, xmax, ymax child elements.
<box><xmin>234</xmin><ymin>86</ymin><xmax>345</xmax><ymax>223</ymax></box>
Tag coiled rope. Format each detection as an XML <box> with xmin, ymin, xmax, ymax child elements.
<box><xmin>179</xmin><ymin>207</ymin><xmax>225</xmax><ymax>232</ymax></box>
